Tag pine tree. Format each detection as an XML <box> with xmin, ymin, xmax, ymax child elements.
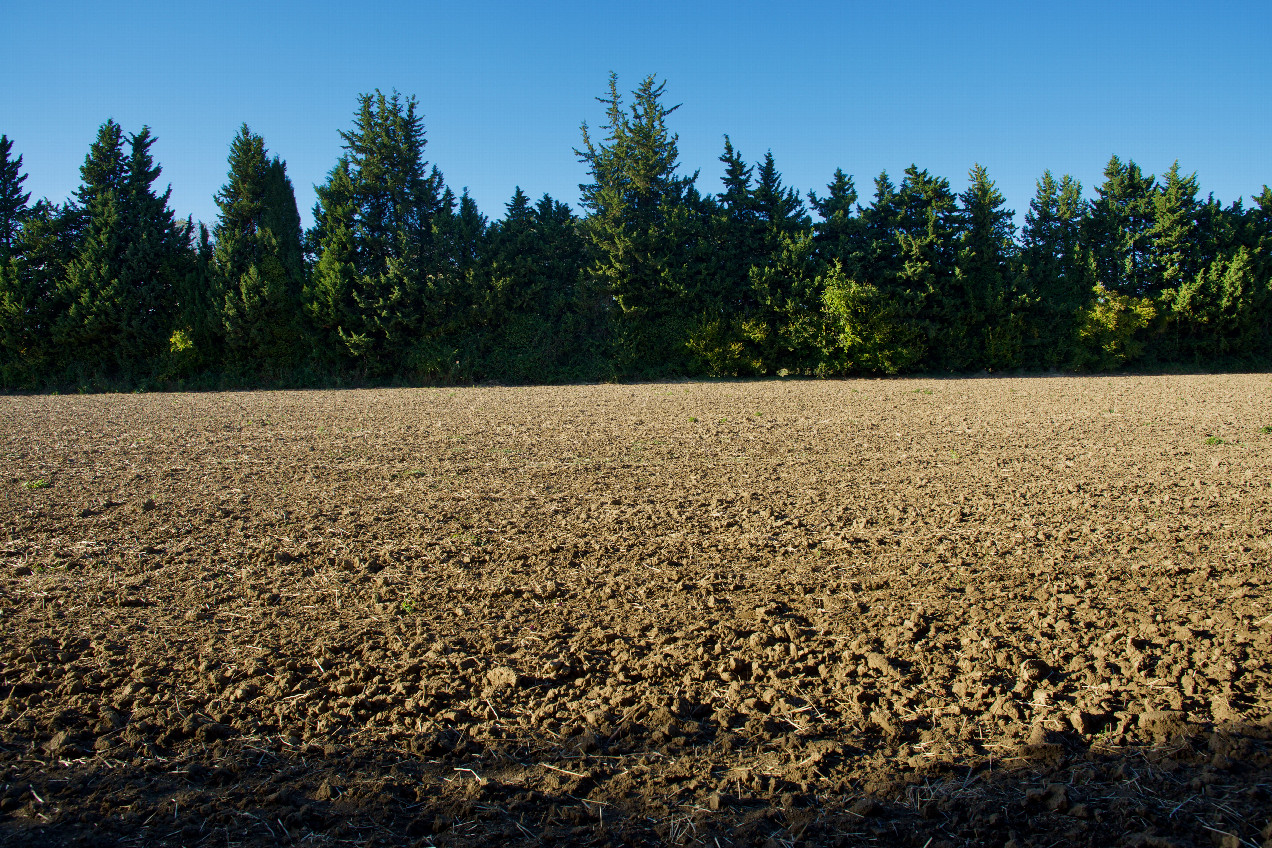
<box><xmin>308</xmin><ymin>90</ymin><xmax>447</xmax><ymax>373</ymax></box>
<box><xmin>1020</xmin><ymin>171</ymin><xmax>1088</xmax><ymax>367</ymax></box>
<box><xmin>213</xmin><ymin>125</ymin><xmax>305</xmax><ymax>371</ymax></box>
<box><xmin>1087</xmin><ymin>155</ymin><xmax>1156</xmax><ymax>295</ymax></box>
<box><xmin>576</xmin><ymin>73</ymin><xmax>701</xmax><ymax>374</ymax></box>
<box><xmin>54</xmin><ymin>122</ymin><xmax>189</xmax><ymax>378</ymax></box>
<box><xmin>894</xmin><ymin>165</ymin><xmax>959</xmax><ymax>369</ymax></box>
<box><xmin>808</xmin><ymin>168</ymin><xmax>862</xmax><ymax>276</ymax></box>
<box><xmin>0</xmin><ymin>135</ymin><xmax>32</xmax><ymax>258</ymax></box>
<box><xmin>952</xmin><ymin>164</ymin><xmax>1018</xmax><ymax>369</ymax></box>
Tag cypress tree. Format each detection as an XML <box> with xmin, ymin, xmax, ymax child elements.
<box><xmin>213</xmin><ymin>125</ymin><xmax>305</xmax><ymax>371</ymax></box>
<box><xmin>818</xmin><ymin>171</ymin><xmax>926</xmax><ymax>374</ymax></box>
<box><xmin>0</xmin><ymin>200</ymin><xmax>77</xmax><ymax>386</ymax></box>
<box><xmin>54</xmin><ymin>122</ymin><xmax>188</xmax><ymax>378</ymax></box>
<box><xmin>309</xmin><ymin>90</ymin><xmax>446</xmax><ymax>373</ymax></box>
<box><xmin>304</xmin><ymin>158</ymin><xmax>359</xmax><ymax>363</ymax></box>
<box><xmin>953</xmin><ymin>164</ymin><xmax>1018</xmax><ymax>369</ymax></box>
<box><xmin>473</xmin><ymin>189</ymin><xmax>598</xmax><ymax>381</ymax></box>
<box><xmin>576</xmin><ymin>73</ymin><xmax>700</xmax><ymax>375</ymax></box>
<box><xmin>1149</xmin><ymin>161</ymin><xmax>1201</xmax><ymax>294</ymax></box>
<box><xmin>742</xmin><ymin>151</ymin><xmax>816</xmax><ymax>373</ymax></box>
<box><xmin>713</xmin><ymin>136</ymin><xmax>760</xmax><ymax>311</ymax></box>
<box><xmin>808</xmin><ymin>168</ymin><xmax>863</xmax><ymax>276</ymax></box>
<box><xmin>1087</xmin><ymin>155</ymin><xmax>1155</xmax><ymax>295</ymax></box>
<box><xmin>1020</xmin><ymin>171</ymin><xmax>1089</xmax><ymax>367</ymax></box>
<box><xmin>0</xmin><ymin>135</ymin><xmax>32</xmax><ymax>258</ymax></box>
<box><xmin>1249</xmin><ymin>187</ymin><xmax>1272</xmax><ymax>357</ymax></box>
<box><xmin>894</xmin><ymin>165</ymin><xmax>959</xmax><ymax>369</ymax></box>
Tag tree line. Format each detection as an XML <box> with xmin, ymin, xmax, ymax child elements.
<box><xmin>2</xmin><ymin>75</ymin><xmax>1269</xmax><ymax>391</ymax></box>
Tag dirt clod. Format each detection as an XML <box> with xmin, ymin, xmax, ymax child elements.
<box><xmin>1</xmin><ymin>375</ymin><xmax>1271</xmax><ymax>847</ymax></box>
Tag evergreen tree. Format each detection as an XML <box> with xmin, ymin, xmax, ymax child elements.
<box><xmin>0</xmin><ymin>201</ymin><xmax>77</xmax><ymax>386</ymax></box>
<box><xmin>54</xmin><ymin>122</ymin><xmax>189</xmax><ymax>378</ymax></box>
<box><xmin>305</xmin><ymin>158</ymin><xmax>359</xmax><ymax>363</ymax></box>
<box><xmin>0</xmin><ymin>135</ymin><xmax>32</xmax><ymax>258</ymax></box>
<box><xmin>711</xmin><ymin>136</ymin><xmax>760</xmax><ymax>311</ymax></box>
<box><xmin>213</xmin><ymin>125</ymin><xmax>305</xmax><ymax>371</ymax></box>
<box><xmin>808</xmin><ymin>168</ymin><xmax>863</xmax><ymax>275</ymax></box>
<box><xmin>894</xmin><ymin>165</ymin><xmax>959</xmax><ymax>369</ymax></box>
<box><xmin>166</xmin><ymin>220</ymin><xmax>216</xmax><ymax>378</ymax></box>
<box><xmin>470</xmin><ymin>189</ymin><xmax>601</xmax><ymax>381</ymax></box>
<box><xmin>816</xmin><ymin>170</ymin><xmax>931</xmax><ymax>375</ymax></box>
<box><xmin>952</xmin><ymin>164</ymin><xmax>1018</xmax><ymax>369</ymax></box>
<box><xmin>576</xmin><ymin>73</ymin><xmax>701</xmax><ymax>374</ymax></box>
<box><xmin>1020</xmin><ymin>171</ymin><xmax>1088</xmax><ymax>367</ymax></box>
<box><xmin>1249</xmin><ymin>186</ymin><xmax>1272</xmax><ymax>356</ymax></box>
<box><xmin>1149</xmin><ymin>161</ymin><xmax>1201</xmax><ymax>294</ymax></box>
<box><xmin>308</xmin><ymin>90</ymin><xmax>447</xmax><ymax>373</ymax></box>
<box><xmin>752</xmin><ymin>151</ymin><xmax>809</xmax><ymax>245</ymax></box>
<box><xmin>1169</xmin><ymin>246</ymin><xmax>1262</xmax><ymax>359</ymax></box>
<box><xmin>857</xmin><ymin>171</ymin><xmax>904</xmax><ymax>287</ymax></box>
<box><xmin>742</xmin><ymin>151</ymin><xmax>815</xmax><ymax>371</ymax></box>
<box><xmin>1087</xmin><ymin>155</ymin><xmax>1156</xmax><ymax>295</ymax></box>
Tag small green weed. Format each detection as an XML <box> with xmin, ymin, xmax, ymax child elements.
<box><xmin>399</xmin><ymin>598</ymin><xmax>416</xmax><ymax>615</ymax></box>
<box><xmin>1204</xmin><ymin>436</ymin><xmax>1225</xmax><ymax>446</ymax></box>
<box><xmin>1261</xmin><ymin>425</ymin><xmax>1272</xmax><ymax>434</ymax></box>
<box><xmin>689</xmin><ymin>416</ymin><xmax>697</xmax><ymax>423</ymax></box>
<box><xmin>912</xmin><ymin>388</ymin><xmax>933</xmax><ymax>395</ymax></box>
<box><xmin>24</xmin><ymin>479</ymin><xmax>49</xmax><ymax>490</ymax></box>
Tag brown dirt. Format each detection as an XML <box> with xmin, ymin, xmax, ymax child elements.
<box><xmin>1</xmin><ymin>374</ymin><xmax>1271</xmax><ymax>847</ymax></box>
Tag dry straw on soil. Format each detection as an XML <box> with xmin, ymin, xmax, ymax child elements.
<box><xmin>1</xmin><ymin>374</ymin><xmax>1270</xmax><ymax>847</ymax></box>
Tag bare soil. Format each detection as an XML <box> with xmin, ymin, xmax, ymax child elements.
<box><xmin>1</xmin><ymin>374</ymin><xmax>1271</xmax><ymax>847</ymax></box>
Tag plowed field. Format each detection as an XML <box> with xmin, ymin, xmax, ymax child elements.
<box><xmin>2</xmin><ymin>375</ymin><xmax>1271</xmax><ymax>847</ymax></box>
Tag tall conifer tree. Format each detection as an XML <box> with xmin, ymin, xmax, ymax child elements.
<box><xmin>0</xmin><ymin>135</ymin><xmax>32</xmax><ymax>258</ymax></box>
<box><xmin>308</xmin><ymin>90</ymin><xmax>446</xmax><ymax>373</ymax></box>
<box><xmin>213</xmin><ymin>125</ymin><xmax>305</xmax><ymax>371</ymax></box>
<box><xmin>953</xmin><ymin>164</ymin><xmax>1017</xmax><ymax>369</ymax></box>
<box><xmin>577</xmin><ymin>73</ymin><xmax>700</xmax><ymax>374</ymax></box>
<box><xmin>1087</xmin><ymin>155</ymin><xmax>1155</xmax><ymax>295</ymax></box>
<box><xmin>54</xmin><ymin>122</ymin><xmax>188</xmax><ymax>377</ymax></box>
<box><xmin>1020</xmin><ymin>171</ymin><xmax>1088</xmax><ymax>366</ymax></box>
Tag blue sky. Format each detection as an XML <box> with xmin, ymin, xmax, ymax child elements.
<box><xmin>7</xmin><ymin>1</ymin><xmax>1270</xmax><ymax>231</ymax></box>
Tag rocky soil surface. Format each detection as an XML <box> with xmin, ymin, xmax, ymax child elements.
<box><xmin>1</xmin><ymin>374</ymin><xmax>1270</xmax><ymax>847</ymax></box>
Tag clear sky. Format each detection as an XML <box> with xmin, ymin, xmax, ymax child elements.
<box><xmin>7</xmin><ymin>1</ymin><xmax>1270</xmax><ymax>231</ymax></box>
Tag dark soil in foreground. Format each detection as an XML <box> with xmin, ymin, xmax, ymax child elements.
<box><xmin>1</xmin><ymin>375</ymin><xmax>1270</xmax><ymax>847</ymax></box>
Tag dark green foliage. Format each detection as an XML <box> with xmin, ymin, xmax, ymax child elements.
<box><xmin>308</xmin><ymin>90</ymin><xmax>447</xmax><ymax>374</ymax></box>
<box><xmin>304</xmin><ymin>158</ymin><xmax>359</xmax><ymax>362</ymax></box>
<box><xmin>3</xmin><ymin>79</ymin><xmax>1268</xmax><ymax>390</ymax></box>
<box><xmin>1087</xmin><ymin>155</ymin><xmax>1156</xmax><ymax>296</ymax></box>
<box><xmin>1019</xmin><ymin>172</ymin><xmax>1089</xmax><ymax>368</ymax></box>
<box><xmin>52</xmin><ymin>123</ymin><xmax>190</xmax><ymax>379</ymax></box>
<box><xmin>577</xmin><ymin>73</ymin><xmax>705</xmax><ymax>376</ymax></box>
<box><xmin>953</xmin><ymin>164</ymin><xmax>1018</xmax><ymax>370</ymax></box>
<box><xmin>0</xmin><ymin>135</ymin><xmax>31</xmax><ymax>257</ymax></box>
<box><xmin>808</xmin><ymin>168</ymin><xmax>863</xmax><ymax>276</ymax></box>
<box><xmin>892</xmin><ymin>166</ymin><xmax>960</xmax><ymax>369</ymax></box>
<box><xmin>212</xmin><ymin>125</ymin><xmax>306</xmax><ymax>372</ymax></box>
<box><xmin>462</xmin><ymin>190</ymin><xmax>605</xmax><ymax>382</ymax></box>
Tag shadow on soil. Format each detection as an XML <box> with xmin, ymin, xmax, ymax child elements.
<box><xmin>1</xmin><ymin>716</ymin><xmax>1269</xmax><ymax>847</ymax></box>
